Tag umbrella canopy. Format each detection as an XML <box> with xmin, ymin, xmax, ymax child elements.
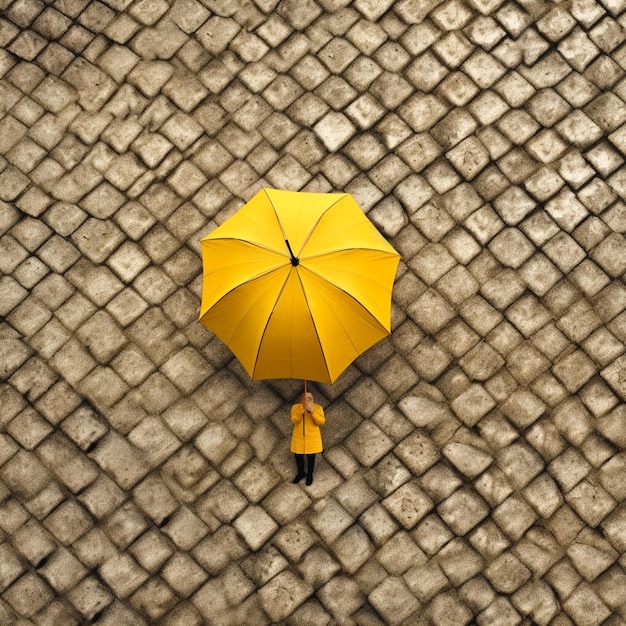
<box><xmin>199</xmin><ymin>188</ymin><xmax>400</xmax><ymax>384</ymax></box>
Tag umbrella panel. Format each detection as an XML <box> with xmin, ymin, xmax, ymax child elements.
<box><xmin>252</xmin><ymin>269</ymin><xmax>334</xmax><ymax>382</ymax></box>
<box><xmin>200</xmin><ymin>239</ymin><xmax>285</xmax><ymax>314</ymax></box>
<box><xmin>303</xmin><ymin>250</ymin><xmax>398</xmax><ymax>332</ymax></box>
<box><xmin>201</xmin><ymin>260</ymin><xmax>394</xmax><ymax>383</ymax></box>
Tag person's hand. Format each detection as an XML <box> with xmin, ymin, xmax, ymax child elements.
<box><xmin>302</xmin><ymin>392</ymin><xmax>314</xmax><ymax>413</ymax></box>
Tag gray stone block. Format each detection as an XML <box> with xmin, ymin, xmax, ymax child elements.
<box><xmin>486</xmin><ymin>551</ymin><xmax>532</xmax><ymax>594</ymax></box>
<box><xmin>563</xmin><ymin>583</ymin><xmax>612</xmax><ymax>626</ymax></box>
<box><xmin>404</xmin><ymin>561</ymin><xmax>448</xmax><ymax>604</ymax></box>
<box><xmin>395</xmin><ymin>430</ymin><xmax>441</xmax><ymax>476</ymax></box>
<box><xmin>258</xmin><ymin>570</ymin><xmax>312</xmax><ymax>623</ymax></box>
<box><xmin>450</xmin><ymin>383</ymin><xmax>496</xmax><ymax>426</ymax></box>
<box><xmin>375</xmin><ymin>529</ymin><xmax>426</xmax><ymax>575</ymax></box>
<box><xmin>316</xmin><ymin>574</ymin><xmax>363</xmax><ymax>622</ymax></box>
<box><xmin>493</xmin><ymin>495</ymin><xmax>538</xmax><ymax>541</ymax></box>
<box><xmin>382</xmin><ymin>481</ymin><xmax>434</xmax><ymax>529</ymax></box>
<box><xmin>192</xmin><ymin>526</ymin><xmax>248</xmax><ymax>577</ymax></box>
<box><xmin>161</xmin><ymin>506</ymin><xmax>209</xmax><ymax>551</ymax></box>
<box><xmin>332</xmin><ymin>525</ymin><xmax>374</xmax><ymax>574</ymax></box>
<box><xmin>233</xmin><ymin>505</ymin><xmax>278</xmax><ymax>550</ymax></box>
<box><xmin>3</xmin><ymin>572</ymin><xmax>54</xmax><ymax>619</ymax></box>
<box><xmin>523</xmin><ymin>473</ymin><xmax>564</xmax><ymax>518</ymax></box>
<box><xmin>567</xmin><ymin>534</ymin><xmax>618</xmax><ymax>583</ymax></box>
<box><xmin>369</xmin><ymin>576</ymin><xmax>419</xmax><ymax>625</ymax></box>
<box><xmin>1</xmin><ymin>449</ymin><xmax>51</xmax><ymax>499</ymax></box>
<box><xmin>40</xmin><ymin>550</ymin><xmax>87</xmax><ymax>593</ymax></box>
<box><xmin>333</xmin><ymin>473</ymin><xmax>378</xmax><ymax>517</ymax></box>
<box><xmin>496</xmin><ymin>441</ymin><xmax>544</xmax><ymax>488</ymax></box>
<box><xmin>6</xmin><ymin>406</ymin><xmax>52</xmax><ymax>451</ymax></box>
<box><xmin>90</xmin><ymin>432</ymin><xmax>149</xmax><ymax>490</ymax></box>
<box><xmin>42</xmin><ymin>499</ymin><xmax>92</xmax><ymax>546</ymax></box>
<box><xmin>0</xmin><ymin>543</ymin><xmax>24</xmax><ymax>592</ymax></box>
<box><xmin>429</xmin><ymin>592</ymin><xmax>474</xmax><ymax>626</ymax></box>
<box><xmin>359</xmin><ymin>502</ymin><xmax>398</xmax><ymax>547</ymax></box>
<box><xmin>438</xmin><ymin>538</ymin><xmax>484</xmax><ymax>587</ymax></box>
<box><xmin>443</xmin><ymin>441</ymin><xmax>493</xmax><ymax>478</ymax></box>
<box><xmin>78</xmin><ymin>474</ymin><xmax>125</xmax><ymax>521</ymax></box>
<box><xmin>438</xmin><ymin>486</ymin><xmax>490</xmax><ymax>536</ymax></box>
<box><xmin>476</xmin><ymin>596</ymin><xmax>522</xmax><ymax>626</ymax></box>
<box><xmin>566</xmin><ymin>479</ymin><xmax>617</xmax><ymax>527</ymax></box>
<box><xmin>160</xmin><ymin>553</ymin><xmax>207</xmax><ymax>598</ymax></box>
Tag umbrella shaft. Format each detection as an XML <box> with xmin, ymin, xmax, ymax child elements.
<box><xmin>285</xmin><ymin>239</ymin><xmax>299</xmax><ymax>266</ymax></box>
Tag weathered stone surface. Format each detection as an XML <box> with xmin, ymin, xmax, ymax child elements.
<box><xmin>233</xmin><ymin>505</ymin><xmax>279</xmax><ymax>551</ymax></box>
<box><xmin>565</xmin><ymin>479</ymin><xmax>617</xmax><ymax>528</ymax></box>
<box><xmin>369</xmin><ymin>576</ymin><xmax>420</xmax><ymax>625</ymax></box>
<box><xmin>2</xmin><ymin>1</ymin><xmax>625</xmax><ymax>623</ymax></box>
<box><xmin>563</xmin><ymin>583</ymin><xmax>612</xmax><ymax>626</ymax></box>
<box><xmin>442</xmin><ymin>442</ymin><xmax>493</xmax><ymax>478</ymax></box>
<box><xmin>438</xmin><ymin>487</ymin><xmax>490</xmax><ymax>536</ymax></box>
<box><xmin>332</xmin><ymin>525</ymin><xmax>374</xmax><ymax>574</ymax></box>
<box><xmin>395</xmin><ymin>430</ymin><xmax>441</xmax><ymax>475</ymax></box>
<box><xmin>485</xmin><ymin>551</ymin><xmax>532</xmax><ymax>594</ymax></box>
<box><xmin>382</xmin><ymin>481</ymin><xmax>434</xmax><ymax>530</ymax></box>
<box><xmin>450</xmin><ymin>384</ymin><xmax>497</xmax><ymax>426</ymax></box>
<box><xmin>257</xmin><ymin>570</ymin><xmax>313</xmax><ymax>623</ymax></box>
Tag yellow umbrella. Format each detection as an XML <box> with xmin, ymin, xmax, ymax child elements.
<box><xmin>199</xmin><ymin>188</ymin><xmax>400</xmax><ymax>384</ymax></box>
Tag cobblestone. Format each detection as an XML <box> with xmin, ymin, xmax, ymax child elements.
<box><xmin>369</xmin><ymin>576</ymin><xmax>419</xmax><ymax>625</ymax></box>
<box><xmin>563</xmin><ymin>583</ymin><xmax>612</xmax><ymax>626</ymax></box>
<box><xmin>1</xmin><ymin>0</ymin><xmax>625</xmax><ymax>623</ymax></box>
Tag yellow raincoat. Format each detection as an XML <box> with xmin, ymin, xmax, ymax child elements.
<box><xmin>290</xmin><ymin>403</ymin><xmax>325</xmax><ymax>454</ymax></box>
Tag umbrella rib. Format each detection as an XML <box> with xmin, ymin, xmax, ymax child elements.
<box><xmin>306</xmin><ymin>273</ymin><xmax>380</xmax><ymax>375</ymax></box>
<box><xmin>303</xmin><ymin>265</ymin><xmax>390</xmax><ymax>336</ymax></box>
<box><xmin>252</xmin><ymin>267</ymin><xmax>331</xmax><ymax>382</ymax></box>
<box><xmin>263</xmin><ymin>189</ymin><xmax>348</xmax><ymax>258</ymax></box>
<box><xmin>296</xmin><ymin>197</ymin><xmax>346</xmax><ymax>257</ymax></box>
<box><xmin>250</xmin><ymin>266</ymin><xmax>289</xmax><ymax>380</ymax></box>
<box><xmin>201</xmin><ymin>261</ymin><xmax>290</xmax><ymax>325</ymax></box>
<box><xmin>293</xmin><ymin>268</ymin><xmax>331</xmax><ymax>381</ymax></box>
<box><xmin>300</xmin><ymin>244</ymin><xmax>396</xmax><ymax>260</ymax></box>
<box><xmin>300</xmin><ymin>249</ymin><xmax>398</xmax><ymax>300</ymax></box>
<box><xmin>208</xmin><ymin>236</ymin><xmax>289</xmax><ymax>259</ymax></box>
<box><xmin>263</xmin><ymin>189</ymin><xmax>289</xmax><ymax>245</ymax></box>
<box><xmin>263</xmin><ymin>189</ymin><xmax>300</xmax><ymax>263</ymax></box>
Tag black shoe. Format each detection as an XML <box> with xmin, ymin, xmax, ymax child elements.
<box><xmin>305</xmin><ymin>474</ymin><xmax>313</xmax><ymax>486</ymax></box>
<box><xmin>293</xmin><ymin>473</ymin><xmax>305</xmax><ymax>484</ymax></box>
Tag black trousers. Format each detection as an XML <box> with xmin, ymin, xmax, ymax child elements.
<box><xmin>294</xmin><ymin>453</ymin><xmax>315</xmax><ymax>480</ymax></box>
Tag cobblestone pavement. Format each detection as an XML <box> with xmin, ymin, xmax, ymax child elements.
<box><xmin>1</xmin><ymin>0</ymin><xmax>626</xmax><ymax>624</ymax></box>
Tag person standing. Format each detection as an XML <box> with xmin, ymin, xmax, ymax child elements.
<box><xmin>291</xmin><ymin>391</ymin><xmax>325</xmax><ymax>486</ymax></box>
